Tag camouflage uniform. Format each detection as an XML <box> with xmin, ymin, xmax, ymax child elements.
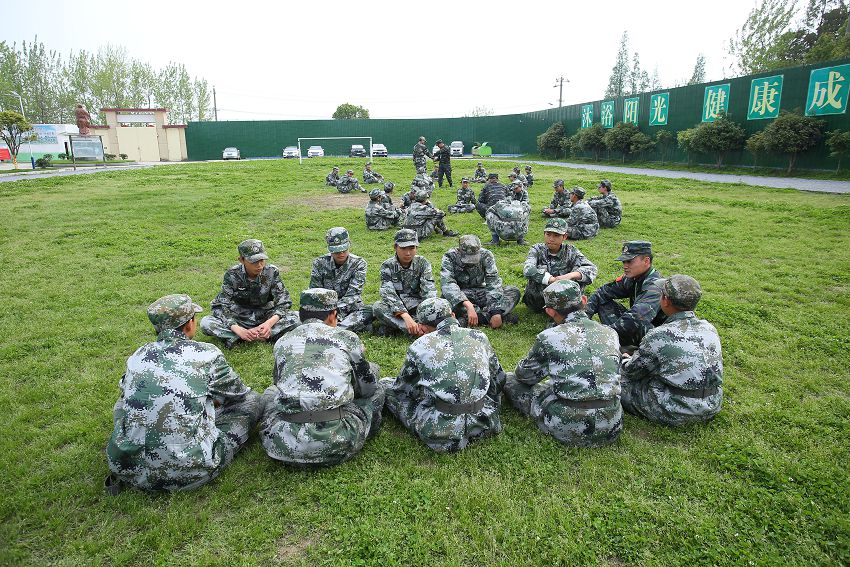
<box><xmin>472</xmin><ymin>164</ymin><xmax>487</xmax><ymax>183</ymax></box>
<box><xmin>524</xmin><ymin>166</ymin><xmax>534</xmax><ymax>187</ymax></box>
<box><xmin>381</xmin><ymin>182</ymin><xmax>396</xmax><ymax>206</ymax></box>
<box><xmin>505</xmin><ymin>281</ymin><xmax>623</xmax><ymax>448</ymax></box>
<box><xmin>325</xmin><ymin>168</ymin><xmax>340</xmax><ymax>187</ymax></box>
<box><xmin>486</xmin><ymin>199</ymin><xmax>530</xmax><ymax>244</ymax></box>
<box><xmin>509</xmin><ymin>181</ymin><xmax>529</xmax><ymax>203</ymax></box>
<box><xmin>381</xmin><ymin>298</ymin><xmax>506</xmax><ymax>452</ymax></box>
<box><xmin>512</xmin><ymin>168</ymin><xmax>528</xmax><ymax>186</ymax></box>
<box><xmin>201</xmin><ymin>240</ymin><xmax>300</xmax><ymax>345</ymax></box>
<box><xmin>588</xmin><ymin>191</ymin><xmax>622</xmax><ymax>228</ymax></box>
<box><xmin>440</xmin><ymin>235</ymin><xmax>521</xmax><ymax>326</ymax></box>
<box><xmin>586</xmin><ymin>241</ymin><xmax>667</xmax><ymax>348</ymax></box>
<box><xmin>412</xmin><ymin>140</ymin><xmax>433</xmax><ymax>170</ymax></box>
<box><xmin>260</xmin><ymin>289</ymin><xmax>385</xmax><ymax>467</ymax></box>
<box><xmin>448</xmin><ymin>179</ymin><xmax>477</xmax><ymax>213</ymax></box>
<box><xmin>309</xmin><ymin>228</ymin><xmax>374</xmax><ymax>332</ymax></box>
<box><xmin>372</xmin><ymin>230</ymin><xmax>437</xmax><ymax>333</ymax></box>
<box><xmin>106</xmin><ymin>295</ymin><xmax>261</xmax><ymax>492</ymax></box>
<box><xmin>620</xmin><ymin>275</ymin><xmax>723</xmax><ymax>426</ymax></box>
<box><xmin>476</xmin><ymin>175</ymin><xmax>507</xmax><ymax>218</ymax></box>
<box><xmin>411</xmin><ymin>167</ymin><xmax>435</xmax><ymax>194</ymax></box>
<box><xmin>337</xmin><ymin>172</ymin><xmax>366</xmax><ymax>194</ymax></box>
<box><xmin>543</xmin><ymin>181</ymin><xmax>571</xmax><ymax>218</ymax></box>
<box><xmin>366</xmin><ymin>189</ymin><xmax>402</xmax><ymax>231</ymax></box>
<box><xmin>523</xmin><ymin>219</ymin><xmax>598</xmax><ymax>312</ymax></box>
<box><xmin>565</xmin><ymin>188</ymin><xmax>599</xmax><ymax>240</ymax></box>
<box><xmin>403</xmin><ymin>189</ymin><xmax>456</xmax><ymax>240</ymax></box>
<box><xmin>363</xmin><ymin>164</ymin><xmax>383</xmax><ymax>184</ymax></box>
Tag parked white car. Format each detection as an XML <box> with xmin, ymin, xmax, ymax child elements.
<box><xmin>222</xmin><ymin>147</ymin><xmax>241</xmax><ymax>160</ymax></box>
<box><xmin>282</xmin><ymin>146</ymin><xmax>299</xmax><ymax>158</ymax></box>
<box><xmin>450</xmin><ymin>141</ymin><xmax>464</xmax><ymax>157</ymax></box>
<box><xmin>307</xmin><ymin>145</ymin><xmax>325</xmax><ymax>157</ymax></box>
<box><xmin>371</xmin><ymin>143</ymin><xmax>388</xmax><ymax>157</ymax></box>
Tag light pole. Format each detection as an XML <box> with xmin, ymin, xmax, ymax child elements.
<box><xmin>553</xmin><ymin>76</ymin><xmax>569</xmax><ymax>108</ymax></box>
<box><xmin>5</xmin><ymin>91</ymin><xmax>35</xmax><ymax>169</ymax></box>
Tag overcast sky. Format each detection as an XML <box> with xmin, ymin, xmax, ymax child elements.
<box><xmin>5</xmin><ymin>0</ymin><xmax>764</xmax><ymax>121</ymax></box>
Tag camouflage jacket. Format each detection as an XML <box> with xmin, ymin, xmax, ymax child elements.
<box><xmin>387</xmin><ymin>318</ymin><xmax>505</xmax><ymax>451</ymax></box>
<box><xmin>381</xmin><ymin>194</ymin><xmax>394</xmax><ymax>206</ymax></box>
<box><xmin>586</xmin><ymin>267</ymin><xmax>667</xmax><ymax>338</ymax></box>
<box><xmin>440</xmin><ymin>247</ymin><xmax>504</xmax><ymax>311</ymax></box>
<box><xmin>510</xmin><ymin>187</ymin><xmax>529</xmax><ymax>203</ymax></box>
<box><xmin>337</xmin><ymin>176</ymin><xmax>362</xmax><ymax>193</ymax></box>
<box><xmin>413</xmin><ymin>142</ymin><xmax>433</xmax><ymax>160</ymax></box>
<box><xmin>514</xmin><ymin>311</ymin><xmax>621</xmax><ymax>402</ymax></box>
<box><xmin>106</xmin><ymin>328</ymin><xmax>254</xmax><ymax>491</ymax></box>
<box><xmin>211</xmin><ymin>263</ymin><xmax>293</xmax><ymax>327</ymax></box>
<box><xmin>525</xmin><ymin>173</ymin><xmax>534</xmax><ymax>186</ymax></box>
<box><xmin>515</xmin><ymin>172</ymin><xmax>528</xmax><ymax>185</ymax></box>
<box><xmin>621</xmin><ymin>311</ymin><xmax>723</xmax><ymax>425</ymax></box>
<box><xmin>455</xmin><ymin>187</ymin><xmax>476</xmax><ymax>205</ymax></box>
<box><xmin>404</xmin><ymin>201</ymin><xmax>444</xmax><ymax>236</ymax></box>
<box><xmin>433</xmin><ymin>146</ymin><xmax>451</xmax><ymax>165</ymax></box>
<box><xmin>401</xmin><ymin>191</ymin><xmax>414</xmax><ymax>209</ymax></box>
<box><xmin>523</xmin><ymin>243</ymin><xmax>598</xmax><ymax>288</ymax></box>
<box><xmin>473</xmin><ymin>166</ymin><xmax>487</xmax><ymax>181</ymax></box>
<box><xmin>566</xmin><ymin>201</ymin><xmax>599</xmax><ymax>239</ymax></box>
<box><xmin>487</xmin><ymin>200</ymin><xmax>530</xmax><ymax>241</ymax></box>
<box><xmin>479</xmin><ymin>181</ymin><xmax>508</xmax><ymax>208</ymax></box>
<box><xmin>325</xmin><ymin>172</ymin><xmax>340</xmax><ymax>186</ymax></box>
<box><xmin>365</xmin><ymin>201</ymin><xmax>401</xmax><ymax>230</ymax></box>
<box><xmin>411</xmin><ymin>173</ymin><xmax>435</xmax><ymax>192</ymax></box>
<box><xmin>309</xmin><ymin>253</ymin><xmax>368</xmax><ymax>315</ymax></box>
<box><xmin>547</xmin><ymin>191</ymin><xmax>571</xmax><ymax>215</ymax></box>
<box><xmin>588</xmin><ymin>192</ymin><xmax>622</xmax><ymax>222</ymax></box>
<box><xmin>363</xmin><ymin>168</ymin><xmax>382</xmax><ymax>183</ymax></box>
<box><xmin>379</xmin><ymin>254</ymin><xmax>437</xmax><ymax>314</ymax></box>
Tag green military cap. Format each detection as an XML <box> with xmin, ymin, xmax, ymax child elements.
<box><xmin>543</xmin><ymin>280</ymin><xmax>583</xmax><ymax>311</ymax></box>
<box><xmin>553</xmin><ymin>179</ymin><xmax>564</xmax><ymax>187</ymax></box>
<box><xmin>238</xmin><ymin>239</ymin><xmax>269</xmax><ymax>263</ymax></box>
<box><xmin>332</xmin><ymin>166</ymin><xmax>339</xmax><ymax>170</ymax></box>
<box><xmin>384</xmin><ymin>181</ymin><xmax>395</xmax><ymax>192</ymax></box>
<box><xmin>413</xmin><ymin>186</ymin><xmax>432</xmax><ymax>201</ymax></box>
<box><xmin>458</xmin><ymin>234</ymin><xmax>482</xmax><ymax>264</ymax></box>
<box><xmin>366</xmin><ymin>161</ymin><xmax>372</xmax><ymax>166</ymax></box>
<box><xmin>369</xmin><ymin>188</ymin><xmax>384</xmax><ymax>200</ymax></box>
<box><xmin>147</xmin><ymin>294</ymin><xmax>203</xmax><ymax>333</ymax></box>
<box><xmin>394</xmin><ymin>228</ymin><xmax>419</xmax><ymax>247</ymax></box>
<box><xmin>416</xmin><ymin>297</ymin><xmax>452</xmax><ymax>325</ymax></box>
<box><xmin>570</xmin><ymin>186</ymin><xmax>586</xmax><ymax>199</ymax></box>
<box><xmin>461</xmin><ymin>177</ymin><xmax>470</xmax><ymax>183</ymax></box>
<box><xmin>477</xmin><ymin>162</ymin><xmax>483</xmax><ymax>166</ymax></box>
<box><xmin>512</xmin><ymin>166</ymin><xmax>520</xmax><ymax>172</ymax></box>
<box><xmin>599</xmin><ymin>179</ymin><xmax>612</xmax><ymax>190</ymax></box>
<box><xmin>300</xmin><ymin>288</ymin><xmax>338</xmax><ymax>313</ymax></box>
<box><xmin>346</xmin><ymin>169</ymin><xmax>354</xmax><ymax>174</ymax></box>
<box><xmin>525</xmin><ymin>165</ymin><xmax>532</xmax><ymax>171</ymax></box>
<box><xmin>325</xmin><ymin>227</ymin><xmax>350</xmax><ymax>253</ymax></box>
<box><xmin>510</xmin><ymin>179</ymin><xmax>524</xmax><ymax>188</ymax></box>
<box><xmin>488</xmin><ymin>172</ymin><xmax>499</xmax><ymax>179</ymax></box>
<box><xmin>435</xmin><ymin>139</ymin><xmax>444</xmax><ymax>145</ymax></box>
<box><xmin>544</xmin><ymin>217</ymin><xmax>568</xmax><ymax>234</ymax></box>
<box><xmin>508</xmin><ymin>172</ymin><xmax>517</xmax><ymax>178</ymax></box>
<box><xmin>655</xmin><ymin>274</ymin><xmax>702</xmax><ymax>310</ymax></box>
<box><xmin>616</xmin><ymin>240</ymin><xmax>653</xmax><ymax>261</ymax></box>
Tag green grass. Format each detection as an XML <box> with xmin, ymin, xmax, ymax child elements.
<box><xmin>1</xmin><ymin>157</ymin><xmax>848</xmax><ymax>566</ymax></box>
<box><xmin>521</xmin><ymin>153</ymin><xmax>850</xmax><ymax>181</ymax></box>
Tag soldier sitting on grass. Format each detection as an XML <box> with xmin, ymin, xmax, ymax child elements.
<box><xmin>366</xmin><ymin>188</ymin><xmax>402</xmax><ymax>231</ymax></box>
<box><xmin>362</xmin><ymin>162</ymin><xmax>384</xmax><ymax>184</ymax></box>
<box><xmin>588</xmin><ymin>179</ymin><xmax>622</xmax><ymax>228</ymax></box>
<box><xmin>337</xmin><ymin>169</ymin><xmax>366</xmax><ymax>193</ymax></box>
<box><xmin>564</xmin><ymin>187</ymin><xmax>599</xmax><ymax>240</ymax></box>
<box><xmin>472</xmin><ymin>162</ymin><xmax>487</xmax><ymax>183</ymax></box>
<box><xmin>542</xmin><ymin>179</ymin><xmax>571</xmax><ymax>218</ymax></box>
<box><xmin>447</xmin><ymin>177</ymin><xmax>477</xmax><ymax>213</ymax></box>
<box><xmin>326</xmin><ymin>166</ymin><xmax>340</xmax><ymax>187</ymax></box>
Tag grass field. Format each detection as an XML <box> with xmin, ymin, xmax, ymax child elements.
<box><xmin>1</xmin><ymin>157</ymin><xmax>848</xmax><ymax>566</ymax></box>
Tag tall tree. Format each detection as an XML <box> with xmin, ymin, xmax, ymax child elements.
<box><xmin>688</xmin><ymin>54</ymin><xmax>706</xmax><ymax>84</ymax></box>
<box><xmin>727</xmin><ymin>0</ymin><xmax>799</xmax><ymax>75</ymax></box>
<box><xmin>604</xmin><ymin>32</ymin><xmax>630</xmax><ymax>99</ymax></box>
<box><xmin>332</xmin><ymin>103</ymin><xmax>370</xmax><ymax>119</ymax></box>
<box><xmin>629</xmin><ymin>52</ymin><xmax>642</xmax><ymax>96</ymax></box>
<box><xmin>0</xmin><ymin>110</ymin><xmax>34</xmax><ymax>167</ymax></box>
<box><xmin>649</xmin><ymin>67</ymin><xmax>662</xmax><ymax>91</ymax></box>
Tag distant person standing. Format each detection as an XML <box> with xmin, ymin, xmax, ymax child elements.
<box><xmin>433</xmin><ymin>139</ymin><xmax>453</xmax><ymax>188</ymax></box>
<box><xmin>412</xmin><ymin>136</ymin><xmax>433</xmax><ymax>171</ymax></box>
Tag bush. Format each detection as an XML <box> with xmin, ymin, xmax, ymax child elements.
<box><xmin>630</xmin><ymin>131</ymin><xmax>656</xmax><ymax>158</ymax></box>
<box><xmin>761</xmin><ymin>111</ymin><xmax>825</xmax><ymax>173</ymax></box>
<box><xmin>603</xmin><ymin>122</ymin><xmax>650</xmax><ymax>162</ymax></box>
<box><xmin>690</xmin><ymin>114</ymin><xmax>746</xmax><ymax>168</ymax></box>
<box><xmin>119</xmin><ymin>153</ymin><xmax>128</xmax><ymax>160</ymax></box>
<box><xmin>536</xmin><ymin>122</ymin><xmax>566</xmax><ymax>158</ymax></box>
<box><xmin>746</xmin><ymin>131</ymin><xmax>768</xmax><ymax>167</ymax></box>
<box><xmin>104</xmin><ymin>153</ymin><xmax>116</xmax><ymax>160</ymax></box>
<box><xmin>677</xmin><ymin>128</ymin><xmax>698</xmax><ymax>166</ymax></box>
<box><xmin>576</xmin><ymin>123</ymin><xmax>606</xmax><ymax>160</ymax></box>
<box><xmin>825</xmin><ymin>129</ymin><xmax>850</xmax><ymax>172</ymax></box>
<box><xmin>57</xmin><ymin>153</ymin><xmax>68</xmax><ymax>160</ymax></box>
<box><xmin>655</xmin><ymin>130</ymin><xmax>674</xmax><ymax>164</ymax></box>
<box><xmin>34</xmin><ymin>154</ymin><xmax>52</xmax><ymax>169</ymax></box>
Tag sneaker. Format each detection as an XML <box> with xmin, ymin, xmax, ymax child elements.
<box><xmin>485</xmin><ymin>239</ymin><xmax>500</xmax><ymax>246</ymax></box>
<box><xmin>503</xmin><ymin>313</ymin><xmax>519</xmax><ymax>324</ymax></box>
<box><xmin>224</xmin><ymin>337</ymin><xmax>239</xmax><ymax>349</ymax></box>
<box><xmin>443</xmin><ymin>230</ymin><xmax>459</xmax><ymax>237</ymax></box>
<box><xmin>516</xmin><ymin>238</ymin><xmax>527</xmax><ymax>245</ymax></box>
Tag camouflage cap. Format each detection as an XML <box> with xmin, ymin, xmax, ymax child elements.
<box><xmin>525</xmin><ymin>165</ymin><xmax>532</xmax><ymax>171</ymax></box>
<box><xmin>394</xmin><ymin>228</ymin><xmax>419</xmax><ymax>247</ymax></box>
<box><xmin>366</xmin><ymin>161</ymin><xmax>372</xmax><ymax>166</ymax></box>
<box><xmin>416</xmin><ymin>297</ymin><xmax>452</xmax><ymax>326</ymax></box>
<box><xmin>553</xmin><ymin>179</ymin><xmax>564</xmax><ymax>188</ymax></box>
<box><xmin>511</xmin><ymin>180</ymin><xmax>524</xmax><ymax>188</ymax></box>
<box><xmin>325</xmin><ymin>227</ymin><xmax>350</xmax><ymax>253</ymax></box>
<box><xmin>461</xmin><ymin>177</ymin><xmax>470</xmax><ymax>183</ymax></box>
<box><xmin>512</xmin><ymin>166</ymin><xmax>520</xmax><ymax>172</ymax></box>
<box><xmin>508</xmin><ymin>172</ymin><xmax>517</xmax><ymax>178</ymax></box>
<box><xmin>616</xmin><ymin>240</ymin><xmax>653</xmax><ymax>261</ymax></box>
<box><xmin>543</xmin><ymin>280</ymin><xmax>583</xmax><ymax>311</ymax></box>
<box><xmin>544</xmin><ymin>217</ymin><xmax>568</xmax><ymax>234</ymax></box>
<box><xmin>238</xmin><ymin>239</ymin><xmax>269</xmax><ymax>263</ymax></box>
<box><xmin>346</xmin><ymin>169</ymin><xmax>354</xmax><ymax>174</ymax></box>
<box><xmin>458</xmin><ymin>234</ymin><xmax>482</xmax><ymax>264</ymax></box>
<box><xmin>300</xmin><ymin>288</ymin><xmax>338</xmax><ymax>313</ymax></box>
<box><xmin>570</xmin><ymin>186</ymin><xmax>586</xmax><ymax>199</ymax></box>
<box><xmin>477</xmin><ymin>162</ymin><xmax>483</xmax><ymax>166</ymax></box>
<box><xmin>384</xmin><ymin>181</ymin><xmax>395</xmax><ymax>191</ymax></box>
<box><xmin>656</xmin><ymin>274</ymin><xmax>702</xmax><ymax>310</ymax></box>
<box><xmin>333</xmin><ymin>166</ymin><xmax>339</xmax><ymax>170</ymax></box>
<box><xmin>488</xmin><ymin>172</ymin><xmax>499</xmax><ymax>179</ymax></box>
<box><xmin>369</xmin><ymin>188</ymin><xmax>384</xmax><ymax>199</ymax></box>
<box><xmin>147</xmin><ymin>294</ymin><xmax>203</xmax><ymax>333</ymax></box>
<box><xmin>413</xmin><ymin>186</ymin><xmax>431</xmax><ymax>201</ymax></box>
<box><xmin>599</xmin><ymin>179</ymin><xmax>612</xmax><ymax>190</ymax></box>
<box><xmin>435</xmin><ymin>139</ymin><xmax>444</xmax><ymax>145</ymax></box>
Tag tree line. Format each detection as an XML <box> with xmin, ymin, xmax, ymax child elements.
<box><xmin>0</xmin><ymin>38</ymin><xmax>213</xmax><ymax>125</ymax></box>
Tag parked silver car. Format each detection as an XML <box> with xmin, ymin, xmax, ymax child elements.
<box><xmin>282</xmin><ymin>146</ymin><xmax>299</xmax><ymax>158</ymax></box>
<box><xmin>450</xmin><ymin>140</ymin><xmax>464</xmax><ymax>157</ymax></box>
<box><xmin>222</xmin><ymin>147</ymin><xmax>241</xmax><ymax>160</ymax></box>
<box><xmin>371</xmin><ymin>143</ymin><xmax>388</xmax><ymax>157</ymax></box>
<box><xmin>307</xmin><ymin>145</ymin><xmax>325</xmax><ymax>157</ymax></box>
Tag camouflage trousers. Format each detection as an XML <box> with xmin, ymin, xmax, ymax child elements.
<box><xmin>594</xmin><ymin>300</ymin><xmax>652</xmax><ymax>349</ymax></box>
<box><xmin>363</xmin><ymin>175</ymin><xmax>382</xmax><ymax>184</ymax></box>
<box><xmin>106</xmin><ymin>390</ymin><xmax>262</xmax><ymax>492</ymax></box>
<box><xmin>338</xmin><ymin>303</ymin><xmax>374</xmax><ymax>333</ymax></box>
<box><xmin>447</xmin><ymin>202</ymin><xmax>476</xmax><ymax>213</ymax></box>
<box><xmin>413</xmin><ymin>156</ymin><xmax>427</xmax><ymax>170</ymax></box>
<box><xmin>504</xmin><ymin>374</ymin><xmax>622</xmax><ymax>448</ymax></box>
<box><xmin>566</xmin><ymin>225</ymin><xmax>598</xmax><ymax>240</ymax></box>
<box><xmin>372</xmin><ymin>300</ymin><xmax>421</xmax><ymax>334</ymax></box>
<box><xmin>541</xmin><ymin>208</ymin><xmax>569</xmax><ymax>218</ymax></box>
<box><xmin>380</xmin><ymin>378</ymin><xmax>502</xmax><ymax>453</ymax></box>
<box><xmin>259</xmin><ymin>375</ymin><xmax>385</xmax><ymax>467</ymax></box>
<box><xmin>200</xmin><ymin>309</ymin><xmax>301</xmax><ymax>345</ymax></box>
<box><xmin>337</xmin><ymin>181</ymin><xmax>364</xmax><ymax>194</ymax></box>
<box><xmin>523</xmin><ymin>280</ymin><xmax>588</xmax><ymax>313</ymax></box>
<box><xmin>405</xmin><ymin>218</ymin><xmax>450</xmax><ymax>241</ymax></box>
<box><xmin>449</xmin><ymin>286</ymin><xmax>521</xmax><ymax>326</ymax></box>
<box><xmin>595</xmin><ymin>209</ymin><xmax>621</xmax><ymax>228</ymax></box>
<box><xmin>620</xmin><ymin>377</ymin><xmax>723</xmax><ymax>427</ymax></box>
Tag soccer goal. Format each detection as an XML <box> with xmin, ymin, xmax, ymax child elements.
<box><xmin>297</xmin><ymin>136</ymin><xmax>372</xmax><ymax>164</ymax></box>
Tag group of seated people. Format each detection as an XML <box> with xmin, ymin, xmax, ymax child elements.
<box><xmin>105</xmin><ymin>224</ymin><xmax>724</xmax><ymax>494</ymax></box>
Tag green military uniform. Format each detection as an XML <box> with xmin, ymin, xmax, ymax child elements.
<box><xmin>362</xmin><ymin>162</ymin><xmax>383</xmax><ymax>184</ymax></box>
<box><xmin>106</xmin><ymin>295</ymin><xmax>261</xmax><ymax>492</ymax></box>
<box><xmin>588</xmin><ymin>181</ymin><xmax>622</xmax><ymax>228</ymax></box>
<box><xmin>565</xmin><ymin>187</ymin><xmax>599</xmax><ymax>240</ymax></box>
<box><xmin>366</xmin><ymin>188</ymin><xmax>402</xmax><ymax>230</ymax></box>
<box><xmin>505</xmin><ymin>281</ymin><xmax>623</xmax><ymax>448</ymax></box>
<box><xmin>448</xmin><ymin>178</ymin><xmax>477</xmax><ymax>213</ymax></box>
<box><xmin>542</xmin><ymin>179</ymin><xmax>571</xmax><ymax>218</ymax></box>
<box><xmin>472</xmin><ymin>163</ymin><xmax>487</xmax><ymax>183</ymax></box>
<box><xmin>309</xmin><ymin>227</ymin><xmax>374</xmax><ymax>332</ymax></box>
<box><xmin>620</xmin><ymin>275</ymin><xmax>723</xmax><ymax>426</ymax></box>
<box><xmin>524</xmin><ymin>165</ymin><xmax>534</xmax><ymax>187</ymax></box>
<box><xmin>381</xmin><ymin>298</ymin><xmax>506</xmax><ymax>452</ymax></box>
<box><xmin>337</xmin><ymin>170</ymin><xmax>366</xmax><ymax>193</ymax></box>
<box><xmin>326</xmin><ymin>167</ymin><xmax>340</xmax><ymax>187</ymax></box>
<box><xmin>403</xmin><ymin>187</ymin><xmax>457</xmax><ymax>240</ymax></box>
<box><xmin>440</xmin><ymin>235</ymin><xmax>521</xmax><ymax>326</ymax></box>
<box><xmin>260</xmin><ymin>289</ymin><xmax>385</xmax><ymax>467</ymax></box>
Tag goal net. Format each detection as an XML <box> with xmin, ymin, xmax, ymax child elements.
<box><xmin>297</xmin><ymin>136</ymin><xmax>372</xmax><ymax>164</ymax></box>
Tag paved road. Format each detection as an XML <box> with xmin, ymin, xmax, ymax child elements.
<box><xmin>0</xmin><ymin>162</ymin><xmax>186</xmax><ymax>183</ymax></box>
<box><xmin>519</xmin><ymin>159</ymin><xmax>850</xmax><ymax>194</ymax></box>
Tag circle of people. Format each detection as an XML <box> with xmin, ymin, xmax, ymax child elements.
<box><xmin>104</xmin><ymin>136</ymin><xmax>724</xmax><ymax>495</ymax></box>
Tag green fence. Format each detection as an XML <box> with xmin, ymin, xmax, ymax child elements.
<box><xmin>187</xmin><ymin>58</ymin><xmax>850</xmax><ymax>170</ymax></box>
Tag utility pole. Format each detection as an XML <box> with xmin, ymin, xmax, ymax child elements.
<box><xmin>213</xmin><ymin>87</ymin><xmax>218</xmax><ymax>121</ymax></box>
<box><xmin>553</xmin><ymin>76</ymin><xmax>569</xmax><ymax>108</ymax></box>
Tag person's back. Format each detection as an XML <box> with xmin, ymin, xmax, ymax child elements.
<box><xmin>486</xmin><ymin>198</ymin><xmax>529</xmax><ymax>244</ymax></box>
<box><xmin>567</xmin><ymin>198</ymin><xmax>599</xmax><ymax>240</ymax></box>
<box><xmin>404</xmin><ymin>200</ymin><xmax>440</xmax><ymax>239</ymax></box>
